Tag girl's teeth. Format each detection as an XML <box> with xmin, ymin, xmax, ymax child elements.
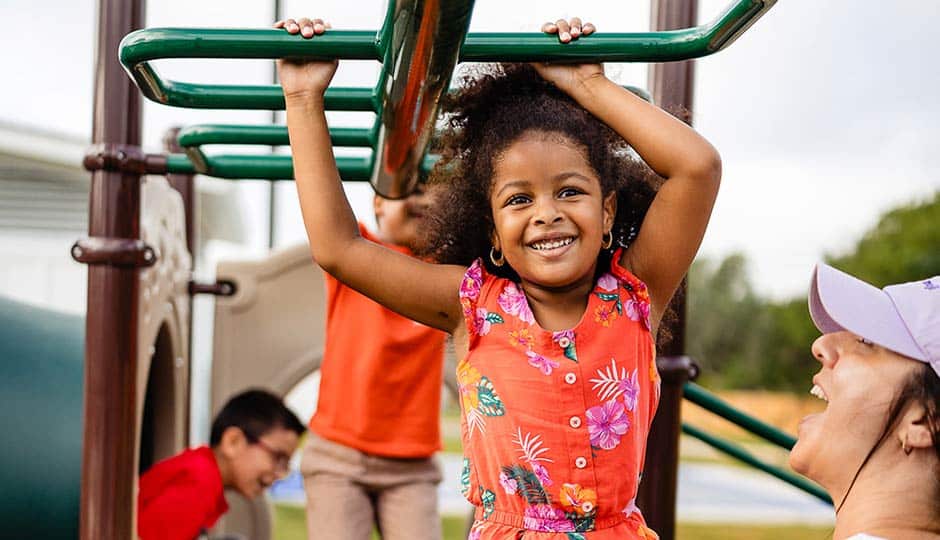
<box><xmin>810</xmin><ymin>384</ymin><xmax>828</xmax><ymax>402</ymax></box>
<box><xmin>533</xmin><ymin>238</ymin><xmax>572</xmax><ymax>250</ymax></box>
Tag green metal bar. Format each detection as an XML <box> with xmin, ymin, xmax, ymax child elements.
<box><xmin>681</xmin><ymin>423</ymin><xmax>832</xmax><ymax>505</ymax></box>
<box><xmin>683</xmin><ymin>382</ymin><xmax>797</xmax><ymax>450</ymax></box>
<box><xmin>164</xmin><ymin>152</ymin><xmax>437</xmax><ymax>181</ymax></box>
<box><xmin>177</xmin><ymin>124</ymin><xmax>375</xmax><ymax>148</ymax></box>
<box><xmin>165</xmin><ymin>153</ymin><xmax>371</xmax><ymax>181</ymax></box>
<box><xmin>119</xmin><ymin>0</ymin><xmax>775</xmax><ymax>110</ymax></box>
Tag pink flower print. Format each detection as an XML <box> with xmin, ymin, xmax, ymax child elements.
<box><xmin>498</xmin><ymin>470</ymin><xmax>518</xmax><ymax>495</ymax></box>
<box><xmin>594</xmin><ymin>303</ymin><xmax>619</xmax><ymax>327</ymax></box>
<box><xmin>619</xmin><ymin>369</ymin><xmax>640</xmax><ymax>411</ymax></box>
<box><xmin>622</xmin><ymin>494</ymin><xmax>639</xmax><ymax>517</ymax></box>
<box><xmin>531</xmin><ymin>461</ymin><xmax>553</xmax><ymax>487</ymax></box>
<box><xmin>586</xmin><ymin>399</ymin><xmax>630</xmax><ymax>450</ymax></box>
<box><xmin>460</xmin><ymin>260</ymin><xmax>483</xmax><ymax>302</ymax></box>
<box><xmin>625</xmin><ymin>297</ymin><xmax>651</xmax><ymax>330</ymax></box>
<box><xmin>526</xmin><ymin>350</ymin><xmax>559</xmax><ymax>376</ymax></box>
<box><xmin>468</xmin><ymin>522</ymin><xmax>485</xmax><ymax>540</ymax></box>
<box><xmin>597</xmin><ymin>273</ymin><xmax>618</xmax><ymax>292</ymax></box>
<box><xmin>497</xmin><ymin>283</ymin><xmax>535</xmax><ymax>325</ymax></box>
<box><xmin>523</xmin><ymin>504</ymin><xmax>574</xmax><ymax>532</ymax></box>
<box><xmin>473</xmin><ymin>308</ymin><xmax>492</xmax><ymax>336</ymax></box>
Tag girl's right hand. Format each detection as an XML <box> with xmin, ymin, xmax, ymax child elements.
<box><xmin>274</xmin><ymin>17</ymin><xmax>339</xmax><ymax>101</ymax></box>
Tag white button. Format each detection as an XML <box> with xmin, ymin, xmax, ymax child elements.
<box><xmin>575</xmin><ymin>456</ymin><xmax>587</xmax><ymax>469</ymax></box>
<box><xmin>569</xmin><ymin>416</ymin><xmax>582</xmax><ymax>428</ymax></box>
<box><xmin>564</xmin><ymin>373</ymin><xmax>577</xmax><ymax>384</ymax></box>
<box><xmin>581</xmin><ymin>501</ymin><xmax>595</xmax><ymax>513</ymax></box>
<box><xmin>558</xmin><ymin>337</ymin><xmax>571</xmax><ymax>348</ymax></box>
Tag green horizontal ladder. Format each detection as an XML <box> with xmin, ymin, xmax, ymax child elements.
<box><xmin>682</xmin><ymin>382</ymin><xmax>832</xmax><ymax>504</ymax></box>
<box><xmin>120</xmin><ymin>0</ymin><xmax>775</xmax><ymax>109</ymax></box>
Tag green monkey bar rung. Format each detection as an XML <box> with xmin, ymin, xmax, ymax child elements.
<box><xmin>171</xmin><ymin>82</ymin><xmax>650</xmax><ymax>177</ymax></box>
<box><xmin>164</xmin><ymin>152</ymin><xmax>438</xmax><ymax>181</ymax></box>
<box><xmin>681</xmin><ymin>423</ymin><xmax>832</xmax><ymax>505</ymax></box>
<box><xmin>119</xmin><ymin>0</ymin><xmax>775</xmax><ymax>110</ymax></box>
<box><xmin>177</xmin><ymin>124</ymin><xmax>376</xmax><ymax>148</ymax></box>
<box><xmin>683</xmin><ymin>382</ymin><xmax>797</xmax><ymax>450</ymax></box>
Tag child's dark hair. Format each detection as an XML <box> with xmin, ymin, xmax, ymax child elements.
<box><xmin>421</xmin><ymin>63</ymin><xmax>660</xmax><ymax>282</ymax></box>
<box><xmin>209</xmin><ymin>389</ymin><xmax>305</xmax><ymax>446</ymax></box>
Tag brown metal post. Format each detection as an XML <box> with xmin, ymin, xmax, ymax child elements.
<box><xmin>80</xmin><ymin>0</ymin><xmax>146</xmax><ymax>538</ymax></box>
<box><xmin>635</xmin><ymin>0</ymin><xmax>698</xmax><ymax>538</ymax></box>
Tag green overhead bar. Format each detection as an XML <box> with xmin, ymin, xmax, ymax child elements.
<box><xmin>176</xmin><ymin>124</ymin><xmax>376</xmax><ymax>175</ymax></box>
<box><xmin>164</xmin><ymin>153</ymin><xmax>439</xmax><ymax>181</ymax></box>
<box><xmin>119</xmin><ymin>0</ymin><xmax>775</xmax><ymax>111</ymax></box>
<box><xmin>171</xmin><ymin>83</ymin><xmax>651</xmax><ymax>181</ymax></box>
<box><xmin>121</xmin><ymin>0</ymin><xmax>774</xmax><ymax>194</ymax></box>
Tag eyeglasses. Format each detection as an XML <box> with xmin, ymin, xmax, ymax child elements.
<box><xmin>252</xmin><ymin>439</ymin><xmax>292</xmax><ymax>475</ymax></box>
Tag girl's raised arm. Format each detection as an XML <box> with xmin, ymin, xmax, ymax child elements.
<box><xmin>537</xmin><ymin>19</ymin><xmax>721</xmax><ymax>328</ymax></box>
<box><xmin>277</xmin><ymin>18</ymin><xmax>465</xmax><ymax>333</ymax></box>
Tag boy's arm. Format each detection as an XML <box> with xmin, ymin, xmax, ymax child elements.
<box><xmin>138</xmin><ymin>479</ymin><xmax>215</xmax><ymax>540</ymax></box>
<box><xmin>537</xmin><ymin>57</ymin><xmax>720</xmax><ymax>328</ymax></box>
<box><xmin>279</xmin><ymin>26</ymin><xmax>465</xmax><ymax>333</ymax></box>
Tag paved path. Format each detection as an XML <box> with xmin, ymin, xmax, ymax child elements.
<box><xmin>271</xmin><ymin>453</ymin><xmax>834</xmax><ymax>526</ymax></box>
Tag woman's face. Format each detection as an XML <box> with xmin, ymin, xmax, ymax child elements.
<box><xmin>790</xmin><ymin>331</ymin><xmax>920</xmax><ymax>496</ymax></box>
<box><xmin>488</xmin><ymin>130</ymin><xmax>614</xmax><ymax>292</ymax></box>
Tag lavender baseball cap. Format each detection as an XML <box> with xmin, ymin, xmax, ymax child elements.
<box><xmin>809</xmin><ymin>263</ymin><xmax>940</xmax><ymax>377</ymax></box>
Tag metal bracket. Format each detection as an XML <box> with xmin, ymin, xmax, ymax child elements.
<box><xmin>83</xmin><ymin>143</ymin><xmax>168</xmax><ymax>175</ymax></box>
<box><xmin>189</xmin><ymin>280</ymin><xmax>237</xmax><ymax>297</ymax></box>
<box><xmin>71</xmin><ymin>237</ymin><xmax>158</xmax><ymax>267</ymax></box>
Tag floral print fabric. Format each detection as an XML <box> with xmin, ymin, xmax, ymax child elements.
<box><xmin>457</xmin><ymin>249</ymin><xmax>660</xmax><ymax>539</ymax></box>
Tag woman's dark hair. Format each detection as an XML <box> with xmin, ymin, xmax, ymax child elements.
<box><xmin>837</xmin><ymin>362</ymin><xmax>940</xmax><ymax>512</ymax></box>
<box><xmin>421</xmin><ymin>63</ymin><xmax>660</xmax><ymax>283</ymax></box>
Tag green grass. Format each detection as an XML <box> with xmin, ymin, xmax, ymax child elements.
<box><xmin>677</xmin><ymin>523</ymin><xmax>832</xmax><ymax>539</ymax></box>
<box><xmin>272</xmin><ymin>505</ymin><xmax>468</xmax><ymax>540</ymax></box>
<box><xmin>274</xmin><ymin>504</ymin><xmax>831</xmax><ymax>540</ymax></box>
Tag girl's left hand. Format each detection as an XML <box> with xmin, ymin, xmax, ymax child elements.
<box><xmin>533</xmin><ymin>18</ymin><xmax>604</xmax><ymax>95</ymax></box>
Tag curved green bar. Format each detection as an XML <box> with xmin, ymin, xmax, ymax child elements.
<box><xmin>682</xmin><ymin>423</ymin><xmax>832</xmax><ymax>505</ymax></box>
<box><xmin>177</xmin><ymin>124</ymin><xmax>375</xmax><ymax>148</ymax></box>
<box><xmin>683</xmin><ymin>382</ymin><xmax>797</xmax><ymax>450</ymax></box>
<box><xmin>165</xmin><ymin>152</ymin><xmax>438</xmax><ymax>181</ymax></box>
<box><xmin>119</xmin><ymin>0</ymin><xmax>775</xmax><ymax>109</ymax></box>
<box><xmin>0</xmin><ymin>296</ymin><xmax>84</xmax><ymax>538</ymax></box>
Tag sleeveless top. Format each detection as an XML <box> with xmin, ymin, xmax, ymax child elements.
<box><xmin>457</xmin><ymin>249</ymin><xmax>661</xmax><ymax>539</ymax></box>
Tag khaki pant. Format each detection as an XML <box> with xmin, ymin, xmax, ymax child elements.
<box><xmin>301</xmin><ymin>433</ymin><xmax>443</xmax><ymax>540</ymax></box>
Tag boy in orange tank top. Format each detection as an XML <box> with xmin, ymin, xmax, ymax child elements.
<box><xmin>300</xmin><ymin>181</ymin><xmax>447</xmax><ymax>540</ymax></box>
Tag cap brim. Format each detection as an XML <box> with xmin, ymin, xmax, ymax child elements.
<box><xmin>809</xmin><ymin>264</ymin><xmax>926</xmax><ymax>362</ymax></box>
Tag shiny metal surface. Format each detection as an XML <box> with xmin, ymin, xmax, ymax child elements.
<box><xmin>370</xmin><ymin>0</ymin><xmax>475</xmax><ymax>198</ymax></box>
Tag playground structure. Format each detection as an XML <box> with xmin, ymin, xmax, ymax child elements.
<box><xmin>3</xmin><ymin>0</ymin><xmax>848</xmax><ymax>539</ymax></box>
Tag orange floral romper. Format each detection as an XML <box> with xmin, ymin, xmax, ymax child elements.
<box><xmin>457</xmin><ymin>249</ymin><xmax>660</xmax><ymax>540</ymax></box>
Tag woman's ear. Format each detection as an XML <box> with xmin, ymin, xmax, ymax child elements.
<box><xmin>898</xmin><ymin>403</ymin><xmax>935</xmax><ymax>452</ymax></box>
<box><xmin>603</xmin><ymin>191</ymin><xmax>617</xmax><ymax>232</ymax></box>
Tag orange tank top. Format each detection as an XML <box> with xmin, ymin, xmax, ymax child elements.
<box><xmin>309</xmin><ymin>224</ymin><xmax>446</xmax><ymax>458</ymax></box>
<box><xmin>457</xmin><ymin>250</ymin><xmax>660</xmax><ymax>539</ymax></box>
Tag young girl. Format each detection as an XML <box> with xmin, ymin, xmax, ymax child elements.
<box><xmin>277</xmin><ymin>16</ymin><xmax>721</xmax><ymax>539</ymax></box>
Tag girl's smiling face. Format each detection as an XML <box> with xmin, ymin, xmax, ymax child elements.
<box><xmin>489</xmin><ymin>130</ymin><xmax>615</xmax><ymax>292</ymax></box>
<box><xmin>789</xmin><ymin>331</ymin><xmax>922</xmax><ymax>498</ymax></box>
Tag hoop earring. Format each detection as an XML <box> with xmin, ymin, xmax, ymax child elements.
<box><xmin>601</xmin><ymin>230</ymin><xmax>613</xmax><ymax>250</ymax></box>
<box><xmin>489</xmin><ymin>246</ymin><xmax>505</xmax><ymax>267</ymax></box>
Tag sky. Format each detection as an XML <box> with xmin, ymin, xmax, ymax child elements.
<box><xmin>1</xmin><ymin>0</ymin><xmax>938</xmax><ymax>299</ymax></box>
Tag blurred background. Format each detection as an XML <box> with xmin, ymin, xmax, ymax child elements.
<box><xmin>1</xmin><ymin>0</ymin><xmax>937</xmax><ymax>538</ymax></box>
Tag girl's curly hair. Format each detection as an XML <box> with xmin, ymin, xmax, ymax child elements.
<box><xmin>421</xmin><ymin>63</ymin><xmax>661</xmax><ymax>283</ymax></box>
